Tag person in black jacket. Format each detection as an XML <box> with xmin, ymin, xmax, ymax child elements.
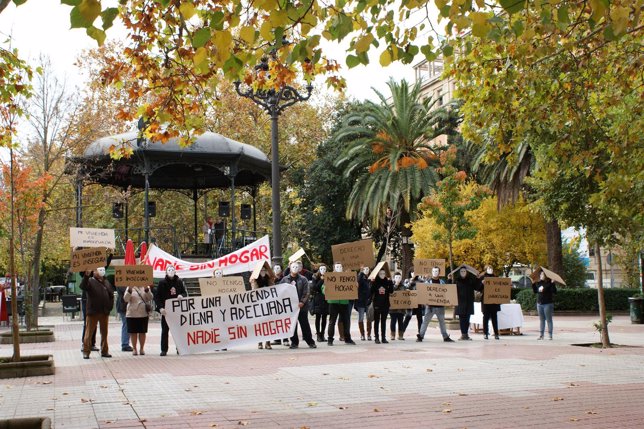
<box><xmin>80</xmin><ymin>266</ymin><xmax>115</xmax><ymax>359</ymax></box>
<box><xmin>280</xmin><ymin>261</ymin><xmax>316</xmax><ymax>349</ymax></box>
<box><xmin>155</xmin><ymin>265</ymin><xmax>187</xmax><ymax>356</ymax></box>
<box><xmin>480</xmin><ymin>266</ymin><xmax>501</xmax><ymax>340</ymax></box>
<box><xmin>370</xmin><ymin>269</ymin><xmax>393</xmax><ymax>344</ymax></box>
<box><xmin>310</xmin><ymin>265</ymin><xmax>329</xmax><ymax>342</ymax></box>
<box><xmin>355</xmin><ymin>266</ymin><xmax>371</xmax><ymax>341</ymax></box>
<box><xmin>532</xmin><ymin>271</ymin><xmax>557</xmax><ymax>340</ymax></box>
<box><xmin>454</xmin><ymin>266</ymin><xmax>483</xmax><ymax>341</ymax></box>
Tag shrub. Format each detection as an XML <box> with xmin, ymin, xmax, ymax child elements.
<box><xmin>515</xmin><ymin>288</ymin><xmax>640</xmax><ymax>312</ymax></box>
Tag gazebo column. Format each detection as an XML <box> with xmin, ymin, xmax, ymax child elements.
<box><xmin>193</xmin><ymin>189</ymin><xmax>198</xmax><ymax>254</ymax></box>
<box><xmin>75</xmin><ymin>179</ymin><xmax>83</xmax><ymax>227</ymax></box>
<box><xmin>143</xmin><ymin>163</ymin><xmax>151</xmax><ymax>244</ymax></box>
<box><xmin>228</xmin><ymin>166</ymin><xmax>238</xmax><ymax>249</ymax></box>
<box><xmin>124</xmin><ymin>200</ymin><xmax>129</xmax><ymax>241</ymax></box>
<box><xmin>251</xmin><ymin>186</ymin><xmax>257</xmax><ymax>235</ymax></box>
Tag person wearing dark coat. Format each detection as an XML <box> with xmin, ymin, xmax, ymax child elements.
<box><xmin>355</xmin><ymin>266</ymin><xmax>372</xmax><ymax>341</ymax></box>
<box><xmin>310</xmin><ymin>265</ymin><xmax>329</xmax><ymax>342</ymax></box>
<box><xmin>370</xmin><ymin>269</ymin><xmax>394</xmax><ymax>344</ymax></box>
<box><xmin>155</xmin><ymin>265</ymin><xmax>187</xmax><ymax>356</ymax></box>
<box><xmin>402</xmin><ymin>267</ymin><xmax>423</xmax><ymax>337</ymax></box>
<box><xmin>251</xmin><ymin>267</ymin><xmax>276</xmax><ymax>349</ymax></box>
<box><xmin>480</xmin><ymin>266</ymin><xmax>501</xmax><ymax>340</ymax></box>
<box><xmin>80</xmin><ymin>267</ymin><xmax>115</xmax><ymax>359</ymax></box>
<box><xmin>454</xmin><ymin>266</ymin><xmax>483</xmax><ymax>340</ymax></box>
<box><xmin>532</xmin><ymin>271</ymin><xmax>557</xmax><ymax>340</ymax></box>
<box><xmin>280</xmin><ymin>261</ymin><xmax>316</xmax><ymax>349</ymax></box>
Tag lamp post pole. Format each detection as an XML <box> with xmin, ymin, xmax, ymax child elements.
<box><xmin>234</xmin><ymin>59</ymin><xmax>313</xmax><ymax>265</ymax></box>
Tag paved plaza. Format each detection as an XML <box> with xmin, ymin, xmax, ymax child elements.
<box><xmin>1</xmin><ymin>308</ymin><xmax>643</xmax><ymax>429</ymax></box>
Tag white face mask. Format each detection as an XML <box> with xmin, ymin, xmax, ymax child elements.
<box><xmin>459</xmin><ymin>269</ymin><xmax>467</xmax><ymax>278</ymax></box>
<box><xmin>166</xmin><ymin>266</ymin><xmax>176</xmax><ymax>277</ymax></box>
<box><xmin>334</xmin><ymin>263</ymin><xmax>343</xmax><ymax>272</ymax></box>
<box><xmin>486</xmin><ymin>267</ymin><xmax>493</xmax><ymax>275</ymax></box>
<box><xmin>432</xmin><ymin>267</ymin><xmax>440</xmax><ymax>278</ymax></box>
<box><xmin>214</xmin><ymin>269</ymin><xmax>223</xmax><ymax>278</ymax></box>
<box><xmin>363</xmin><ymin>267</ymin><xmax>370</xmax><ymax>275</ymax></box>
<box><xmin>273</xmin><ymin>265</ymin><xmax>282</xmax><ymax>275</ymax></box>
<box><xmin>319</xmin><ymin>266</ymin><xmax>327</xmax><ymax>274</ymax></box>
<box><xmin>378</xmin><ymin>270</ymin><xmax>386</xmax><ymax>279</ymax></box>
<box><xmin>96</xmin><ymin>267</ymin><xmax>106</xmax><ymax>277</ymax></box>
<box><xmin>410</xmin><ymin>271</ymin><xmax>415</xmax><ymax>278</ymax></box>
<box><xmin>394</xmin><ymin>274</ymin><xmax>402</xmax><ymax>284</ymax></box>
<box><xmin>540</xmin><ymin>272</ymin><xmax>546</xmax><ymax>281</ymax></box>
<box><xmin>290</xmin><ymin>263</ymin><xmax>300</xmax><ymax>274</ymax></box>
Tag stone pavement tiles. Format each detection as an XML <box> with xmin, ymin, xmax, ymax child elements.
<box><xmin>1</xmin><ymin>313</ymin><xmax>643</xmax><ymax>428</ymax></box>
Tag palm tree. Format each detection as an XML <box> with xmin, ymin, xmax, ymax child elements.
<box><xmin>334</xmin><ymin>79</ymin><xmax>452</xmax><ymax>275</ymax></box>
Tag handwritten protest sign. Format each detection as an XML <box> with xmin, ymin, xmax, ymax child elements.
<box><xmin>323</xmin><ymin>272</ymin><xmax>358</xmax><ymax>300</ymax></box>
<box><xmin>70</xmin><ymin>247</ymin><xmax>107</xmax><ymax>272</ymax></box>
<box><xmin>389</xmin><ymin>290</ymin><xmax>418</xmax><ymax>309</ymax></box>
<box><xmin>115</xmin><ymin>265</ymin><xmax>153</xmax><ymax>287</ymax></box>
<box><xmin>199</xmin><ymin>277</ymin><xmax>246</xmax><ymax>296</ymax></box>
<box><xmin>414</xmin><ymin>258</ymin><xmax>446</xmax><ymax>277</ymax></box>
<box><xmin>164</xmin><ymin>283</ymin><xmax>299</xmax><ymax>354</ymax></box>
<box><xmin>417</xmin><ymin>283</ymin><xmax>458</xmax><ymax>306</ymax></box>
<box><xmin>70</xmin><ymin>227</ymin><xmax>115</xmax><ymax>248</ymax></box>
<box><xmin>288</xmin><ymin>248</ymin><xmax>306</xmax><ymax>263</ymax></box>
<box><xmin>368</xmin><ymin>261</ymin><xmax>391</xmax><ymax>281</ymax></box>
<box><xmin>483</xmin><ymin>277</ymin><xmax>512</xmax><ymax>304</ymax></box>
<box><xmin>331</xmin><ymin>239</ymin><xmax>375</xmax><ymax>271</ymax></box>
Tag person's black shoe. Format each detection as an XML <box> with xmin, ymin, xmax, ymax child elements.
<box><xmin>122</xmin><ymin>346</ymin><xmax>133</xmax><ymax>352</ymax></box>
<box><xmin>101</xmin><ymin>353</ymin><xmax>112</xmax><ymax>358</ymax></box>
<box><xmin>91</xmin><ymin>346</ymin><xmax>99</xmax><ymax>352</ymax></box>
<box><xmin>416</xmin><ymin>335</ymin><xmax>423</xmax><ymax>342</ymax></box>
<box><xmin>327</xmin><ymin>339</ymin><xmax>333</xmax><ymax>346</ymax></box>
<box><xmin>160</xmin><ymin>351</ymin><xmax>167</xmax><ymax>356</ymax></box>
<box><xmin>345</xmin><ymin>339</ymin><xmax>356</xmax><ymax>345</ymax></box>
<box><xmin>382</xmin><ymin>339</ymin><xmax>389</xmax><ymax>344</ymax></box>
<box><xmin>484</xmin><ymin>334</ymin><xmax>489</xmax><ymax>340</ymax></box>
<box><xmin>308</xmin><ymin>343</ymin><xmax>317</xmax><ymax>349</ymax></box>
<box><xmin>444</xmin><ymin>337</ymin><xmax>455</xmax><ymax>343</ymax></box>
<box><xmin>83</xmin><ymin>353</ymin><xmax>90</xmax><ymax>359</ymax></box>
<box><xmin>271</xmin><ymin>340</ymin><xmax>282</xmax><ymax>345</ymax></box>
<box><xmin>289</xmin><ymin>344</ymin><xmax>298</xmax><ymax>349</ymax></box>
<box><xmin>495</xmin><ymin>335</ymin><xmax>500</xmax><ymax>340</ymax></box>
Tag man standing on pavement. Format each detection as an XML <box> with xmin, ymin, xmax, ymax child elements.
<box><xmin>80</xmin><ymin>267</ymin><xmax>115</xmax><ymax>359</ymax></box>
<box><xmin>116</xmin><ymin>286</ymin><xmax>133</xmax><ymax>352</ymax></box>
<box><xmin>325</xmin><ymin>262</ymin><xmax>356</xmax><ymax>346</ymax></box>
<box><xmin>155</xmin><ymin>265</ymin><xmax>187</xmax><ymax>356</ymax></box>
<box><xmin>280</xmin><ymin>261</ymin><xmax>316</xmax><ymax>349</ymax></box>
<box><xmin>417</xmin><ymin>267</ymin><xmax>455</xmax><ymax>343</ymax></box>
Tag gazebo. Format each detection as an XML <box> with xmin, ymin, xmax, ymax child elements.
<box><xmin>67</xmin><ymin>131</ymin><xmax>273</xmax><ymax>257</ymax></box>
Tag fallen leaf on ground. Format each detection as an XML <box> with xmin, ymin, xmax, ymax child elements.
<box><xmin>191</xmin><ymin>410</ymin><xmax>203</xmax><ymax>415</ymax></box>
<box><xmin>426</xmin><ymin>369</ymin><xmax>433</xmax><ymax>372</ymax></box>
<box><xmin>586</xmin><ymin>410</ymin><xmax>598</xmax><ymax>415</ymax></box>
<box><xmin>457</xmin><ymin>393</ymin><xmax>467</xmax><ymax>396</ymax></box>
<box><xmin>442</xmin><ymin>409</ymin><xmax>452</xmax><ymax>413</ymax></box>
<box><xmin>373</xmin><ymin>408</ymin><xmax>380</xmax><ymax>412</ymax></box>
<box><xmin>307</xmin><ymin>402</ymin><xmax>317</xmax><ymax>407</ymax></box>
<box><xmin>322</xmin><ymin>373</ymin><xmax>329</xmax><ymax>376</ymax></box>
<box><xmin>237</xmin><ymin>421</ymin><xmax>248</xmax><ymax>426</ymax></box>
<box><xmin>552</xmin><ymin>397</ymin><xmax>564</xmax><ymax>401</ymax></box>
<box><xmin>569</xmin><ymin>417</ymin><xmax>579</xmax><ymax>422</ymax></box>
<box><xmin>338</xmin><ymin>406</ymin><xmax>347</xmax><ymax>410</ymax></box>
<box><xmin>368</xmin><ymin>374</ymin><xmax>379</xmax><ymax>378</ymax></box>
<box><xmin>210</xmin><ymin>424</ymin><xmax>218</xmax><ymax>427</ymax></box>
<box><xmin>185</xmin><ymin>389</ymin><xmax>192</xmax><ymax>392</ymax></box>
<box><xmin>37</xmin><ymin>381</ymin><xmax>52</xmax><ymax>385</ymax></box>
<box><xmin>568</xmin><ymin>382</ymin><xmax>580</xmax><ymax>387</ymax></box>
<box><xmin>338</xmin><ymin>377</ymin><xmax>350</xmax><ymax>380</ymax></box>
<box><xmin>442</xmin><ymin>402</ymin><xmax>451</xmax><ymax>406</ymax></box>
<box><xmin>80</xmin><ymin>398</ymin><xmax>91</xmax><ymax>403</ymax></box>
<box><xmin>104</xmin><ymin>420</ymin><xmax>113</xmax><ymax>424</ymax></box>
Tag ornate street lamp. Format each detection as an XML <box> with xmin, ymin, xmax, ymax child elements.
<box><xmin>234</xmin><ymin>57</ymin><xmax>313</xmax><ymax>264</ymax></box>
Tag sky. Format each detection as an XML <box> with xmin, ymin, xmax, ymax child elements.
<box><xmin>0</xmin><ymin>0</ymin><xmax>418</xmax><ymax>103</ymax></box>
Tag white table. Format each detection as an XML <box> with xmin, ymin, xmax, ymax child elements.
<box><xmin>471</xmin><ymin>302</ymin><xmax>524</xmax><ymax>334</ymax></box>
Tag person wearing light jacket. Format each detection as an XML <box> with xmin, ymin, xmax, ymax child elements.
<box><xmin>124</xmin><ymin>283</ymin><xmax>154</xmax><ymax>356</ymax></box>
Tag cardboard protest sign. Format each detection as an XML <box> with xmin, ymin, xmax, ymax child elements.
<box><xmin>115</xmin><ymin>265</ymin><xmax>153</xmax><ymax>287</ymax></box>
<box><xmin>199</xmin><ymin>277</ymin><xmax>246</xmax><ymax>296</ymax></box>
<box><xmin>164</xmin><ymin>283</ymin><xmax>299</xmax><ymax>354</ymax></box>
<box><xmin>323</xmin><ymin>272</ymin><xmax>358</xmax><ymax>300</ymax></box>
<box><xmin>249</xmin><ymin>260</ymin><xmax>274</xmax><ymax>282</ymax></box>
<box><xmin>448</xmin><ymin>264</ymin><xmax>480</xmax><ymax>277</ymax></box>
<box><xmin>70</xmin><ymin>227</ymin><xmax>115</xmax><ymax>248</ymax></box>
<box><xmin>288</xmin><ymin>248</ymin><xmax>306</xmax><ymax>263</ymax></box>
<box><xmin>414</xmin><ymin>258</ymin><xmax>446</xmax><ymax>277</ymax></box>
<box><xmin>368</xmin><ymin>261</ymin><xmax>391</xmax><ymax>281</ymax></box>
<box><xmin>331</xmin><ymin>239</ymin><xmax>375</xmax><ymax>271</ymax></box>
<box><xmin>417</xmin><ymin>283</ymin><xmax>458</xmax><ymax>306</ymax></box>
<box><xmin>483</xmin><ymin>277</ymin><xmax>512</xmax><ymax>304</ymax></box>
<box><xmin>70</xmin><ymin>247</ymin><xmax>107</xmax><ymax>272</ymax></box>
<box><xmin>530</xmin><ymin>266</ymin><xmax>567</xmax><ymax>286</ymax></box>
<box><xmin>389</xmin><ymin>290</ymin><xmax>418</xmax><ymax>309</ymax></box>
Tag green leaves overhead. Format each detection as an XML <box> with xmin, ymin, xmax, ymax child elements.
<box><xmin>499</xmin><ymin>0</ymin><xmax>526</xmax><ymax>15</ymax></box>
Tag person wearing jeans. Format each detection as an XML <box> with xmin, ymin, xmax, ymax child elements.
<box><xmin>116</xmin><ymin>287</ymin><xmax>133</xmax><ymax>351</ymax></box>
<box><xmin>417</xmin><ymin>267</ymin><xmax>454</xmax><ymax>343</ymax></box>
<box><xmin>533</xmin><ymin>271</ymin><xmax>557</xmax><ymax>340</ymax></box>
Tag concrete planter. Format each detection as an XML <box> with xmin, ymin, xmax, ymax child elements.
<box><xmin>0</xmin><ymin>330</ymin><xmax>54</xmax><ymax>344</ymax></box>
<box><xmin>0</xmin><ymin>355</ymin><xmax>55</xmax><ymax>379</ymax></box>
<box><xmin>0</xmin><ymin>417</ymin><xmax>52</xmax><ymax>429</ymax></box>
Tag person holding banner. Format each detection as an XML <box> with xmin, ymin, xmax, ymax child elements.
<box><xmin>324</xmin><ymin>262</ymin><xmax>356</xmax><ymax>346</ymax></box>
<box><xmin>251</xmin><ymin>266</ymin><xmax>275</xmax><ymax>350</ymax></box>
<box><xmin>389</xmin><ymin>272</ymin><xmax>407</xmax><ymax>340</ymax></box>
<box><xmin>480</xmin><ymin>266</ymin><xmax>501</xmax><ymax>340</ymax></box>
<box><xmin>370</xmin><ymin>268</ymin><xmax>393</xmax><ymax>344</ymax></box>
<box><xmin>124</xmin><ymin>284</ymin><xmax>154</xmax><ymax>355</ymax></box>
<box><xmin>156</xmin><ymin>265</ymin><xmax>187</xmax><ymax>356</ymax></box>
<box><xmin>80</xmin><ymin>267</ymin><xmax>115</xmax><ymax>359</ymax></box>
<box><xmin>310</xmin><ymin>265</ymin><xmax>329</xmax><ymax>343</ymax></box>
<box><xmin>355</xmin><ymin>266</ymin><xmax>371</xmax><ymax>341</ymax></box>
<box><xmin>280</xmin><ymin>261</ymin><xmax>317</xmax><ymax>349</ymax></box>
<box><xmin>417</xmin><ymin>267</ymin><xmax>455</xmax><ymax>343</ymax></box>
<box><xmin>533</xmin><ymin>271</ymin><xmax>557</xmax><ymax>340</ymax></box>
<box><xmin>454</xmin><ymin>266</ymin><xmax>483</xmax><ymax>341</ymax></box>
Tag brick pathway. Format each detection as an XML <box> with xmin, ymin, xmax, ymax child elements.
<box><xmin>1</xmin><ymin>309</ymin><xmax>643</xmax><ymax>428</ymax></box>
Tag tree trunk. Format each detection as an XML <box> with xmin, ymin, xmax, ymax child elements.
<box><xmin>595</xmin><ymin>243</ymin><xmax>611</xmax><ymax>348</ymax></box>
<box><xmin>28</xmin><ymin>207</ymin><xmax>47</xmax><ymax>330</ymax></box>
<box><xmin>546</xmin><ymin>219</ymin><xmax>563</xmax><ymax>274</ymax></box>
<box><xmin>9</xmin><ymin>148</ymin><xmax>21</xmax><ymax>362</ymax></box>
<box><xmin>400</xmin><ymin>210</ymin><xmax>413</xmax><ymax>277</ymax></box>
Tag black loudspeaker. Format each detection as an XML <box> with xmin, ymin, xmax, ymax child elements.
<box><xmin>112</xmin><ymin>203</ymin><xmax>124</xmax><ymax>219</ymax></box>
<box><xmin>147</xmin><ymin>201</ymin><xmax>156</xmax><ymax>217</ymax></box>
<box><xmin>218</xmin><ymin>201</ymin><xmax>230</xmax><ymax>217</ymax></box>
<box><xmin>240</xmin><ymin>204</ymin><xmax>251</xmax><ymax>220</ymax></box>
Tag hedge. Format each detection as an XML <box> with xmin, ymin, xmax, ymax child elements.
<box><xmin>514</xmin><ymin>288</ymin><xmax>641</xmax><ymax>312</ymax></box>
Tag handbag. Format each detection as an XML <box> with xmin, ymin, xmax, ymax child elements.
<box><xmin>135</xmin><ymin>288</ymin><xmax>152</xmax><ymax>314</ymax></box>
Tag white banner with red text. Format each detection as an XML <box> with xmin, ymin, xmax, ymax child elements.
<box><xmin>164</xmin><ymin>283</ymin><xmax>298</xmax><ymax>354</ymax></box>
<box><xmin>141</xmin><ymin>235</ymin><xmax>271</xmax><ymax>278</ymax></box>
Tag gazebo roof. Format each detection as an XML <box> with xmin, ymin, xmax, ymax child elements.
<box><xmin>70</xmin><ymin>131</ymin><xmax>273</xmax><ymax>189</ymax></box>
